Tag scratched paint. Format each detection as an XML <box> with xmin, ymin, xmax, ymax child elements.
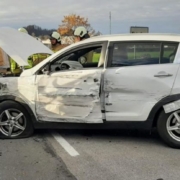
<box><xmin>0</xmin><ymin>69</ymin><xmax>103</xmax><ymax>123</ymax></box>
<box><xmin>171</xmin><ymin>67</ymin><xmax>180</xmax><ymax>96</ymax></box>
<box><xmin>0</xmin><ymin>76</ymin><xmax>37</xmax><ymax>117</ymax></box>
<box><xmin>36</xmin><ymin>69</ymin><xmax>103</xmax><ymax>123</ymax></box>
<box><xmin>104</xmin><ymin>64</ymin><xmax>179</xmax><ymax>121</ymax></box>
<box><xmin>163</xmin><ymin>68</ymin><xmax>180</xmax><ymax>113</ymax></box>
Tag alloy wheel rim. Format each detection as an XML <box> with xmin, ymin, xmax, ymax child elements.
<box><xmin>166</xmin><ymin>111</ymin><xmax>180</xmax><ymax>142</ymax></box>
<box><xmin>0</xmin><ymin>109</ymin><xmax>26</xmax><ymax>137</ymax></box>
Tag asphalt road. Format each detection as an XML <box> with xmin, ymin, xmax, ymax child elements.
<box><xmin>0</xmin><ymin>132</ymin><xmax>76</xmax><ymax>180</ymax></box>
<box><xmin>48</xmin><ymin>129</ymin><xmax>180</xmax><ymax>180</ymax></box>
<box><xmin>1</xmin><ymin>129</ymin><xmax>180</xmax><ymax>180</ymax></box>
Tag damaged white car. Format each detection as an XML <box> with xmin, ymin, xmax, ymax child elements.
<box><xmin>0</xmin><ymin>27</ymin><xmax>180</xmax><ymax>148</ymax></box>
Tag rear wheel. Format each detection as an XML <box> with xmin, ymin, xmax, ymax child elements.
<box><xmin>0</xmin><ymin>101</ymin><xmax>34</xmax><ymax>139</ymax></box>
<box><xmin>157</xmin><ymin>109</ymin><xmax>180</xmax><ymax>148</ymax></box>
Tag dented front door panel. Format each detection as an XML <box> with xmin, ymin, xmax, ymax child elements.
<box><xmin>35</xmin><ymin>69</ymin><xmax>103</xmax><ymax>123</ymax></box>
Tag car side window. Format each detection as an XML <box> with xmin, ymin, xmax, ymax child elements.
<box><xmin>111</xmin><ymin>42</ymin><xmax>161</xmax><ymax>67</ymax></box>
<box><xmin>50</xmin><ymin>46</ymin><xmax>102</xmax><ymax>72</ymax></box>
<box><xmin>162</xmin><ymin>43</ymin><xmax>178</xmax><ymax>63</ymax></box>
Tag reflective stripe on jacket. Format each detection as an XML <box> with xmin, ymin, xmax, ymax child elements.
<box><xmin>10</xmin><ymin>53</ymin><xmax>49</xmax><ymax>75</ymax></box>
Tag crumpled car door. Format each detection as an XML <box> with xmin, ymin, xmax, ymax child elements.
<box><xmin>36</xmin><ymin>69</ymin><xmax>103</xmax><ymax>123</ymax></box>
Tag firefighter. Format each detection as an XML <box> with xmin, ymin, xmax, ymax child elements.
<box><xmin>50</xmin><ymin>31</ymin><xmax>68</xmax><ymax>52</ymax></box>
<box><xmin>72</xmin><ymin>26</ymin><xmax>93</xmax><ymax>63</ymax></box>
<box><xmin>73</xmin><ymin>26</ymin><xmax>90</xmax><ymax>43</ymax></box>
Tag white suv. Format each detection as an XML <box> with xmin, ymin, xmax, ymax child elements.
<box><xmin>0</xmin><ymin>27</ymin><xmax>180</xmax><ymax>148</ymax></box>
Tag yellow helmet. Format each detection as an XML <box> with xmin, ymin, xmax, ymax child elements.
<box><xmin>18</xmin><ymin>27</ymin><xmax>28</xmax><ymax>34</ymax></box>
<box><xmin>74</xmin><ymin>26</ymin><xmax>87</xmax><ymax>37</ymax></box>
<box><xmin>50</xmin><ymin>31</ymin><xmax>61</xmax><ymax>42</ymax></box>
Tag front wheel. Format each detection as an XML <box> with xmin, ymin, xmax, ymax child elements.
<box><xmin>157</xmin><ymin>110</ymin><xmax>180</xmax><ymax>148</ymax></box>
<box><xmin>0</xmin><ymin>101</ymin><xmax>34</xmax><ymax>139</ymax></box>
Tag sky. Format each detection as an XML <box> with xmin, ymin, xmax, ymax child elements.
<box><xmin>0</xmin><ymin>0</ymin><xmax>180</xmax><ymax>35</ymax></box>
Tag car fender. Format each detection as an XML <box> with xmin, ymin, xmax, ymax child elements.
<box><xmin>0</xmin><ymin>94</ymin><xmax>37</xmax><ymax>125</ymax></box>
<box><xmin>147</xmin><ymin>94</ymin><xmax>180</xmax><ymax>127</ymax></box>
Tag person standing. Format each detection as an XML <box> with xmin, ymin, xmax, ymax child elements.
<box><xmin>73</xmin><ymin>26</ymin><xmax>90</xmax><ymax>43</ymax></box>
<box><xmin>50</xmin><ymin>31</ymin><xmax>68</xmax><ymax>52</ymax></box>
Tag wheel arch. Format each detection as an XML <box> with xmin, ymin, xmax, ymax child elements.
<box><xmin>147</xmin><ymin>94</ymin><xmax>180</xmax><ymax>128</ymax></box>
<box><xmin>0</xmin><ymin>95</ymin><xmax>37</xmax><ymax>125</ymax></box>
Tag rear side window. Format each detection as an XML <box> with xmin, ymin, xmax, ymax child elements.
<box><xmin>162</xmin><ymin>43</ymin><xmax>178</xmax><ymax>63</ymax></box>
<box><xmin>110</xmin><ymin>42</ymin><xmax>178</xmax><ymax>67</ymax></box>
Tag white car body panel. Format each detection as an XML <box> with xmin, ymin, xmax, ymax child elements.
<box><xmin>0</xmin><ymin>27</ymin><xmax>53</xmax><ymax>66</ymax></box>
<box><xmin>104</xmin><ymin>64</ymin><xmax>179</xmax><ymax>121</ymax></box>
<box><xmin>0</xmin><ymin>69</ymin><xmax>103</xmax><ymax>124</ymax></box>
<box><xmin>171</xmin><ymin>66</ymin><xmax>180</xmax><ymax>96</ymax></box>
<box><xmin>0</xmin><ymin>76</ymin><xmax>37</xmax><ymax>116</ymax></box>
<box><xmin>35</xmin><ymin>69</ymin><xmax>103</xmax><ymax>123</ymax></box>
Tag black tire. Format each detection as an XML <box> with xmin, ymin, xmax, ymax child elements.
<box><xmin>0</xmin><ymin>100</ymin><xmax>34</xmax><ymax>139</ymax></box>
<box><xmin>157</xmin><ymin>110</ymin><xmax>180</xmax><ymax>148</ymax></box>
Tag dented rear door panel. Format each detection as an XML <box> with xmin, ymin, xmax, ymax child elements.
<box><xmin>35</xmin><ymin>69</ymin><xmax>103</xmax><ymax>123</ymax></box>
<box><xmin>104</xmin><ymin>64</ymin><xmax>179</xmax><ymax>121</ymax></box>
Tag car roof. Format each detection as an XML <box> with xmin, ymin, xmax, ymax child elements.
<box><xmin>21</xmin><ymin>33</ymin><xmax>180</xmax><ymax>76</ymax></box>
<box><xmin>82</xmin><ymin>33</ymin><xmax>180</xmax><ymax>43</ymax></box>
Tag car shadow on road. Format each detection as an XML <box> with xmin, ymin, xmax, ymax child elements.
<box><xmin>33</xmin><ymin>128</ymin><xmax>167</xmax><ymax>148</ymax></box>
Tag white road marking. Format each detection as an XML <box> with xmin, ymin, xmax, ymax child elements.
<box><xmin>51</xmin><ymin>131</ymin><xmax>79</xmax><ymax>157</ymax></box>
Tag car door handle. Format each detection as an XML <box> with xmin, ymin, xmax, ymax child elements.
<box><xmin>154</xmin><ymin>73</ymin><xmax>173</xmax><ymax>77</ymax></box>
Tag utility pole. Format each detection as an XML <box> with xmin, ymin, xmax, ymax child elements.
<box><xmin>109</xmin><ymin>11</ymin><xmax>111</xmax><ymax>34</ymax></box>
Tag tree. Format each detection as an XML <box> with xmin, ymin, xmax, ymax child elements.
<box><xmin>24</xmin><ymin>25</ymin><xmax>56</xmax><ymax>37</ymax></box>
<box><xmin>58</xmin><ymin>14</ymin><xmax>99</xmax><ymax>36</ymax></box>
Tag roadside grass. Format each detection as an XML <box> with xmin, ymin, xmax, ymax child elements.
<box><xmin>92</xmin><ymin>53</ymin><xmax>100</xmax><ymax>62</ymax></box>
<box><xmin>92</xmin><ymin>51</ymin><xmax>173</xmax><ymax>62</ymax></box>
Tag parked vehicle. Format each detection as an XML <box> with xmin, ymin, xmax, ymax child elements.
<box><xmin>0</xmin><ymin>27</ymin><xmax>180</xmax><ymax>148</ymax></box>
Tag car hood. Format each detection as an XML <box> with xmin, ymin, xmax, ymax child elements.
<box><xmin>0</xmin><ymin>27</ymin><xmax>53</xmax><ymax>66</ymax></box>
